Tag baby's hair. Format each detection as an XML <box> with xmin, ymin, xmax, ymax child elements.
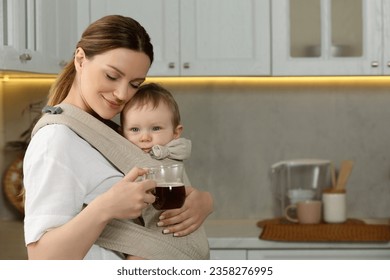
<box><xmin>122</xmin><ymin>83</ymin><xmax>181</xmax><ymax>128</ymax></box>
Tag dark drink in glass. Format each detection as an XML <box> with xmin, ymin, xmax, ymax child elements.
<box><xmin>153</xmin><ymin>182</ymin><xmax>186</xmax><ymax>210</ymax></box>
<box><xmin>145</xmin><ymin>163</ymin><xmax>186</xmax><ymax>210</ymax></box>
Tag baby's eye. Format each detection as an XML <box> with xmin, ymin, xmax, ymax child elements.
<box><xmin>130</xmin><ymin>127</ymin><xmax>140</xmax><ymax>132</ymax></box>
<box><xmin>152</xmin><ymin>126</ymin><xmax>162</xmax><ymax>132</ymax></box>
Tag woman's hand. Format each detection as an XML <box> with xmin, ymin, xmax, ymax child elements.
<box><xmin>99</xmin><ymin>167</ymin><xmax>156</xmax><ymax>221</ymax></box>
<box><xmin>157</xmin><ymin>186</ymin><xmax>213</xmax><ymax>237</ymax></box>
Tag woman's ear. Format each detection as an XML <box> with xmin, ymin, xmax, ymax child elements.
<box><xmin>74</xmin><ymin>47</ymin><xmax>86</xmax><ymax>70</ymax></box>
<box><xmin>173</xmin><ymin>125</ymin><xmax>183</xmax><ymax>139</ymax></box>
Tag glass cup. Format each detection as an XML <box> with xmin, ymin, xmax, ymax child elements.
<box><xmin>145</xmin><ymin>163</ymin><xmax>186</xmax><ymax>210</ymax></box>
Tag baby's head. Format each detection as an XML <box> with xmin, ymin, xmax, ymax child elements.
<box><xmin>121</xmin><ymin>83</ymin><xmax>183</xmax><ymax>152</ymax></box>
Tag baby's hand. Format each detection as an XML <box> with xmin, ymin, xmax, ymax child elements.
<box><xmin>157</xmin><ymin>187</ymin><xmax>213</xmax><ymax>236</ymax></box>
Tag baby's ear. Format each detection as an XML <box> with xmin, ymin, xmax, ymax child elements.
<box><xmin>173</xmin><ymin>124</ymin><xmax>183</xmax><ymax>139</ymax></box>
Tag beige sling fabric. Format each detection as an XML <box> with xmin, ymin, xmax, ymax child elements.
<box><xmin>32</xmin><ymin>103</ymin><xmax>210</xmax><ymax>260</ymax></box>
<box><xmin>150</xmin><ymin>138</ymin><xmax>192</xmax><ymax>160</ymax></box>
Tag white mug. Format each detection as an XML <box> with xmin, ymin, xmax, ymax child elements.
<box><xmin>322</xmin><ymin>192</ymin><xmax>347</xmax><ymax>223</ymax></box>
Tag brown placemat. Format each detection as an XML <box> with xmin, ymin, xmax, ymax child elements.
<box><xmin>257</xmin><ymin>218</ymin><xmax>390</xmax><ymax>242</ymax></box>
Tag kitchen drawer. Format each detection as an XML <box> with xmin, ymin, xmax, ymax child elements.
<box><xmin>247</xmin><ymin>249</ymin><xmax>390</xmax><ymax>260</ymax></box>
<box><xmin>210</xmin><ymin>249</ymin><xmax>247</xmax><ymax>260</ymax></box>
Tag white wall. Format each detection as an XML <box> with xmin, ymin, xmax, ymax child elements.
<box><xmin>169</xmin><ymin>82</ymin><xmax>390</xmax><ymax>221</ymax></box>
<box><xmin>1</xmin><ymin>79</ymin><xmax>390</xmax><ymax>222</ymax></box>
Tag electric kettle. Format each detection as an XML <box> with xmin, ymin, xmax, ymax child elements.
<box><xmin>270</xmin><ymin>159</ymin><xmax>331</xmax><ymax>217</ymax></box>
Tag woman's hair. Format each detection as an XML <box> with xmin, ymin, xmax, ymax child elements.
<box><xmin>121</xmin><ymin>83</ymin><xmax>181</xmax><ymax>129</ymax></box>
<box><xmin>47</xmin><ymin>15</ymin><xmax>154</xmax><ymax>106</ymax></box>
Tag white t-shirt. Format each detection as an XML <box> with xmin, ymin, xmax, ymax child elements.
<box><xmin>24</xmin><ymin>124</ymin><xmax>124</xmax><ymax>259</ymax></box>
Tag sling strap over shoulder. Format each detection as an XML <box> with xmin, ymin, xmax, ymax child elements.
<box><xmin>32</xmin><ymin>103</ymin><xmax>209</xmax><ymax>260</ymax></box>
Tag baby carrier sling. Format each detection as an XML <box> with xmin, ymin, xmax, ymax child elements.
<box><xmin>31</xmin><ymin>103</ymin><xmax>210</xmax><ymax>260</ymax></box>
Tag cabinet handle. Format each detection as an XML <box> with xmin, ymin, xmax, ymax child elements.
<box><xmin>168</xmin><ymin>62</ymin><xmax>175</xmax><ymax>69</ymax></box>
<box><xmin>19</xmin><ymin>53</ymin><xmax>32</xmax><ymax>62</ymax></box>
<box><xmin>387</xmin><ymin>62</ymin><xmax>390</xmax><ymax>68</ymax></box>
<box><xmin>183</xmin><ymin>62</ymin><xmax>190</xmax><ymax>69</ymax></box>
<box><xmin>371</xmin><ymin>61</ymin><xmax>379</xmax><ymax>68</ymax></box>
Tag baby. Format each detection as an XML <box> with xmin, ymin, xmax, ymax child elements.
<box><xmin>120</xmin><ymin>82</ymin><xmax>191</xmax><ymax>163</ymax></box>
<box><xmin>96</xmin><ymin>82</ymin><xmax>209</xmax><ymax>260</ymax></box>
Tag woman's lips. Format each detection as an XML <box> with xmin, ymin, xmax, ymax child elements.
<box><xmin>103</xmin><ymin>96</ymin><xmax>123</xmax><ymax>109</ymax></box>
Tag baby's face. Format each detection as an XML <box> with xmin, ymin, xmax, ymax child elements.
<box><xmin>122</xmin><ymin>102</ymin><xmax>180</xmax><ymax>153</ymax></box>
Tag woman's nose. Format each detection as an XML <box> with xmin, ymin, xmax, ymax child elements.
<box><xmin>114</xmin><ymin>84</ymin><xmax>135</xmax><ymax>102</ymax></box>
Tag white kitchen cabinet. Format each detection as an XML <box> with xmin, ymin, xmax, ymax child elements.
<box><xmin>89</xmin><ymin>0</ymin><xmax>270</xmax><ymax>76</ymax></box>
<box><xmin>209</xmin><ymin>247</ymin><xmax>390</xmax><ymax>260</ymax></box>
<box><xmin>89</xmin><ymin>0</ymin><xmax>180</xmax><ymax>76</ymax></box>
<box><xmin>383</xmin><ymin>0</ymin><xmax>390</xmax><ymax>75</ymax></box>
<box><xmin>210</xmin><ymin>249</ymin><xmax>247</xmax><ymax>260</ymax></box>
<box><xmin>272</xmin><ymin>0</ymin><xmax>384</xmax><ymax>76</ymax></box>
<box><xmin>0</xmin><ymin>0</ymin><xmax>79</xmax><ymax>74</ymax></box>
<box><xmin>34</xmin><ymin>0</ymin><xmax>79</xmax><ymax>72</ymax></box>
<box><xmin>247</xmin><ymin>249</ymin><xmax>390</xmax><ymax>260</ymax></box>
<box><xmin>206</xmin><ymin>220</ymin><xmax>390</xmax><ymax>261</ymax></box>
<box><xmin>0</xmin><ymin>0</ymin><xmax>32</xmax><ymax>71</ymax></box>
<box><xmin>179</xmin><ymin>0</ymin><xmax>270</xmax><ymax>76</ymax></box>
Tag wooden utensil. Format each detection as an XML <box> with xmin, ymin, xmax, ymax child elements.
<box><xmin>330</xmin><ymin>162</ymin><xmax>337</xmax><ymax>189</ymax></box>
<box><xmin>335</xmin><ymin>160</ymin><xmax>354</xmax><ymax>191</ymax></box>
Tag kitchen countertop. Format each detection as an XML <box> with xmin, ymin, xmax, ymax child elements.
<box><xmin>204</xmin><ymin>219</ymin><xmax>390</xmax><ymax>250</ymax></box>
<box><xmin>2</xmin><ymin>218</ymin><xmax>390</xmax><ymax>260</ymax></box>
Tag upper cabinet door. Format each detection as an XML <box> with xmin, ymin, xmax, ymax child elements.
<box><xmin>89</xmin><ymin>0</ymin><xmax>270</xmax><ymax>76</ymax></box>
<box><xmin>180</xmin><ymin>0</ymin><xmax>271</xmax><ymax>76</ymax></box>
<box><xmin>0</xmin><ymin>0</ymin><xmax>79</xmax><ymax>73</ymax></box>
<box><xmin>272</xmin><ymin>0</ymin><xmax>382</xmax><ymax>76</ymax></box>
<box><xmin>90</xmin><ymin>0</ymin><xmax>180</xmax><ymax>76</ymax></box>
<box><xmin>0</xmin><ymin>0</ymin><xmax>38</xmax><ymax>72</ymax></box>
<box><xmin>34</xmin><ymin>0</ymin><xmax>79</xmax><ymax>72</ymax></box>
<box><xmin>383</xmin><ymin>0</ymin><xmax>390</xmax><ymax>75</ymax></box>
<box><xmin>35</xmin><ymin>0</ymin><xmax>79</xmax><ymax>69</ymax></box>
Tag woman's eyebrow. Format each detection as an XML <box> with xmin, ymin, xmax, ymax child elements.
<box><xmin>107</xmin><ymin>64</ymin><xmax>125</xmax><ymax>76</ymax></box>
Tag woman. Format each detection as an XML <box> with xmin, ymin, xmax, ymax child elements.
<box><xmin>23</xmin><ymin>15</ymin><xmax>213</xmax><ymax>260</ymax></box>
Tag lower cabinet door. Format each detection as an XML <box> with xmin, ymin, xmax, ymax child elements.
<box><xmin>247</xmin><ymin>249</ymin><xmax>390</xmax><ymax>260</ymax></box>
<box><xmin>210</xmin><ymin>249</ymin><xmax>247</xmax><ymax>260</ymax></box>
